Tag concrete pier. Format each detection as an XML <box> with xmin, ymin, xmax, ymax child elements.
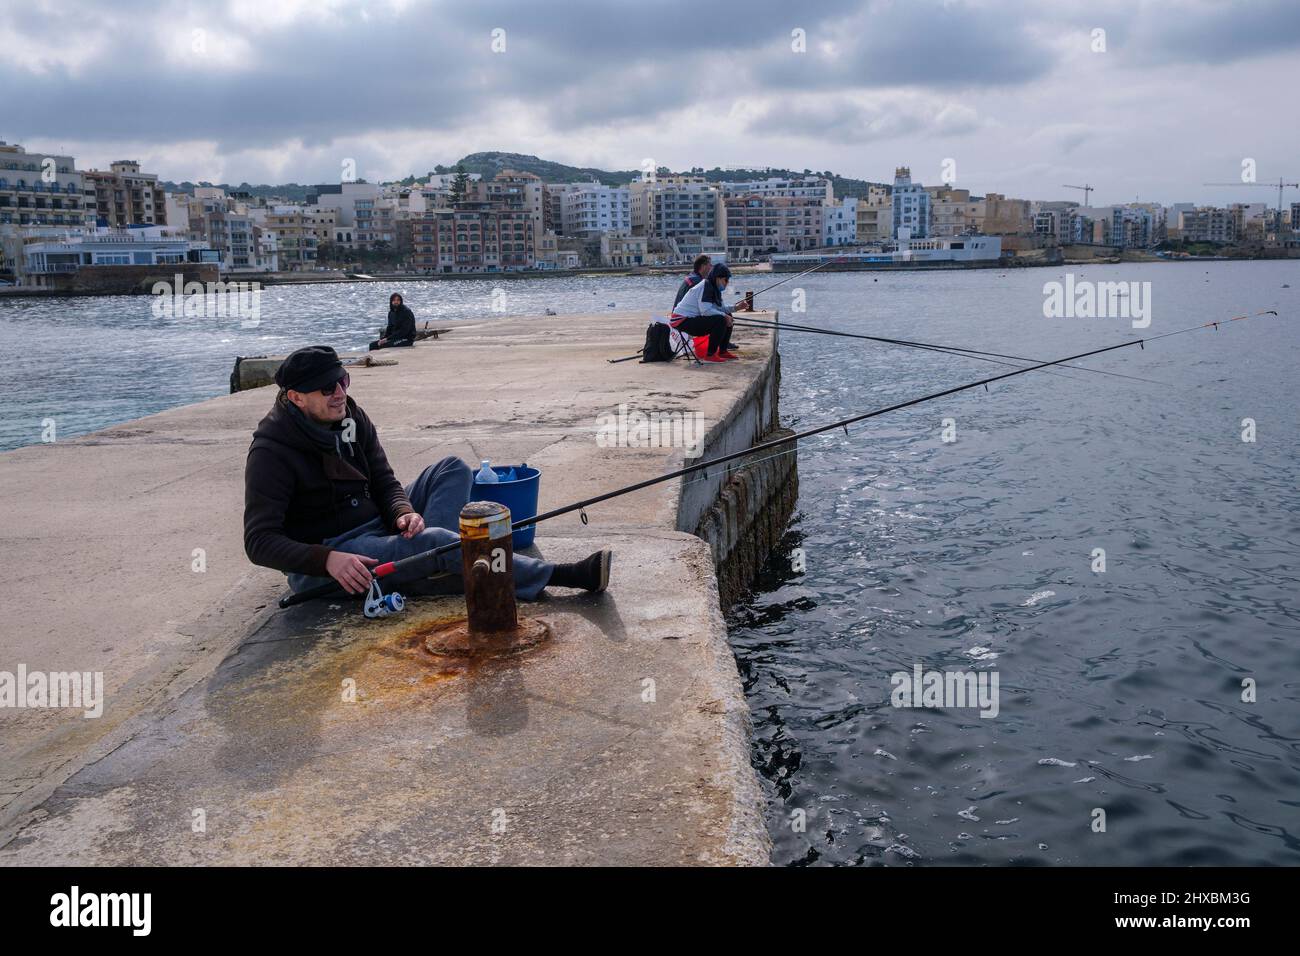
<box><xmin>0</xmin><ymin>310</ymin><xmax>790</xmax><ymax>865</ymax></box>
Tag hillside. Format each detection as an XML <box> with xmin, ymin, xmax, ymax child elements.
<box><xmin>160</xmin><ymin>153</ymin><xmax>887</xmax><ymax>200</ymax></box>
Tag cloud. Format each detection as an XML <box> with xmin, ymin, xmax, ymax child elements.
<box><xmin>734</xmin><ymin>92</ymin><xmax>984</xmax><ymax>144</ymax></box>
<box><xmin>0</xmin><ymin>0</ymin><xmax>1296</xmax><ymax>201</ymax></box>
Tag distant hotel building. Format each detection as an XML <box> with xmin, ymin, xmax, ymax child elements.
<box><xmin>84</xmin><ymin>160</ymin><xmax>168</xmax><ymax>227</ymax></box>
<box><xmin>0</xmin><ymin>142</ymin><xmax>94</xmax><ymax>229</ymax></box>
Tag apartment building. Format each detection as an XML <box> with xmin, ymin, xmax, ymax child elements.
<box><xmin>0</xmin><ymin>142</ymin><xmax>93</xmax><ymax>229</ymax></box>
<box><xmin>1229</xmin><ymin>202</ymin><xmax>1269</xmax><ymax>241</ymax></box>
<box><xmin>84</xmin><ymin>160</ymin><xmax>168</xmax><ymax>227</ymax></box>
<box><xmin>264</xmin><ymin>206</ymin><xmax>318</xmax><ymax>269</ymax></box>
<box><xmin>855</xmin><ymin>184</ymin><xmax>891</xmax><ymax>243</ymax></box>
<box><xmin>891</xmin><ymin>167</ymin><xmax>929</xmax><ymax>239</ymax></box>
<box><xmin>719</xmin><ymin>176</ymin><xmax>832</xmax><ymax>203</ymax></box>
<box><xmin>561</xmin><ymin>184</ymin><xmax>631</xmax><ymax>237</ymax></box>
<box><xmin>409</xmin><ymin>203</ymin><xmax>535</xmax><ymax>273</ymax></box>
<box><xmin>724</xmin><ymin>193</ymin><xmax>824</xmax><ymax>258</ymax></box>
<box><xmin>629</xmin><ymin>176</ymin><xmax>724</xmax><ymax>243</ymax></box>
<box><xmin>928</xmin><ymin>187</ymin><xmax>985</xmax><ymax>237</ymax></box>
<box><xmin>473</xmin><ymin>170</ymin><xmax>545</xmax><ymax>241</ymax></box>
<box><xmin>1178</xmin><ymin>206</ymin><xmax>1237</xmax><ymax>243</ymax></box>
<box><xmin>823</xmin><ymin>196</ymin><xmax>858</xmax><ymax>246</ymax></box>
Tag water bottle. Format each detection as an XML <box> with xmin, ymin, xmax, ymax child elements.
<box><xmin>475</xmin><ymin>460</ymin><xmax>498</xmax><ymax>484</ymax></box>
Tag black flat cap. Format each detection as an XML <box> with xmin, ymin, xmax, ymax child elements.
<box><xmin>275</xmin><ymin>345</ymin><xmax>346</xmax><ymax>393</ymax></box>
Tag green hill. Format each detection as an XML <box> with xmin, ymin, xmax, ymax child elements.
<box><xmin>161</xmin><ymin>153</ymin><xmax>886</xmax><ymax>199</ymax></box>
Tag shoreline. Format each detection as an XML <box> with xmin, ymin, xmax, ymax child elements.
<box><xmin>6</xmin><ymin>253</ymin><xmax>1291</xmax><ymax>299</ymax></box>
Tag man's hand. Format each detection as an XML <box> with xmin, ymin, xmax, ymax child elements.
<box><xmin>396</xmin><ymin>512</ymin><xmax>425</xmax><ymax>538</ymax></box>
<box><xmin>325</xmin><ymin>550</ymin><xmax>379</xmax><ymax>594</ymax></box>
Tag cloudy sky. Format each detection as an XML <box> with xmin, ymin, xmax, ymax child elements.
<box><xmin>3</xmin><ymin>0</ymin><xmax>1298</xmax><ymax>206</ymax></box>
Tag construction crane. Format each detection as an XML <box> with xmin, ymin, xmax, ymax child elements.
<box><xmin>1062</xmin><ymin>183</ymin><xmax>1094</xmax><ymax>205</ymax></box>
<box><xmin>1203</xmin><ymin>176</ymin><xmax>1300</xmax><ymax>235</ymax></box>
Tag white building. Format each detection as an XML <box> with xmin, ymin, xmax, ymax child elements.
<box><xmin>0</xmin><ymin>142</ymin><xmax>95</xmax><ymax>229</ymax></box>
<box><xmin>823</xmin><ymin>197</ymin><xmax>858</xmax><ymax>246</ymax></box>
<box><xmin>772</xmin><ymin>235</ymin><xmax>1001</xmax><ymax>268</ymax></box>
<box><xmin>629</xmin><ymin>176</ymin><xmax>725</xmax><ymax>245</ymax></box>
<box><xmin>891</xmin><ymin>166</ymin><xmax>930</xmax><ymax>240</ymax></box>
<box><xmin>560</xmin><ymin>184</ymin><xmax>631</xmax><ymax>238</ymax></box>
<box><xmin>719</xmin><ymin>176</ymin><xmax>832</xmax><ymax>202</ymax></box>
<box><xmin>19</xmin><ymin>226</ymin><xmax>217</xmax><ymax>286</ymax></box>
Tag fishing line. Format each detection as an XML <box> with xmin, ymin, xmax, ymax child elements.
<box><xmin>279</xmin><ymin>309</ymin><xmax>1280</xmax><ymax>609</ymax></box>
<box><xmin>731</xmin><ymin>316</ymin><xmax>1166</xmax><ymax>386</ymax></box>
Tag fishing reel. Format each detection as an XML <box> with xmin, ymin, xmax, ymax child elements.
<box><xmin>363</xmin><ymin>577</ymin><xmax>405</xmax><ymax>619</ymax></box>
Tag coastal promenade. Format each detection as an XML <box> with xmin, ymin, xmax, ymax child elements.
<box><xmin>0</xmin><ymin>311</ymin><xmax>781</xmax><ymax>865</ymax></box>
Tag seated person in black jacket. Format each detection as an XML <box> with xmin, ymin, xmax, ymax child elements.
<box><xmin>369</xmin><ymin>292</ymin><xmax>417</xmax><ymax>350</ymax></box>
<box><xmin>672</xmin><ymin>254</ymin><xmax>712</xmax><ymax>308</ymax></box>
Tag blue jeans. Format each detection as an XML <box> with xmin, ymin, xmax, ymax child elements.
<box><xmin>288</xmin><ymin>456</ymin><xmax>554</xmax><ymax>600</ymax></box>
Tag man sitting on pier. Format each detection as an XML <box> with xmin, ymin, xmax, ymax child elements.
<box><xmin>244</xmin><ymin>346</ymin><xmax>611</xmax><ymax>599</ymax></box>
<box><xmin>672</xmin><ymin>254</ymin><xmax>712</xmax><ymax>308</ymax></box>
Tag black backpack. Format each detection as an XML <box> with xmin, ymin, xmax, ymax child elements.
<box><xmin>640</xmin><ymin>322</ymin><xmax>676</xmax><ymax>362</ymax></box>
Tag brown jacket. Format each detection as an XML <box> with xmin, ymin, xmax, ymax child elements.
<box><xmin>243</xmin><ymin>396</ymin><xmax>412</xmax><ymax>577</ymax></box>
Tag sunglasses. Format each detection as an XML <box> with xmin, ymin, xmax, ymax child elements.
<box><xmin>319</xmin><ymin>372</ymin><xmax>350</xmax><ymax>396</ymax></box>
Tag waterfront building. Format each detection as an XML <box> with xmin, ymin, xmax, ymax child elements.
<box><xmin>185</xmin><ymin>188</ymin><xmax>256</xmax><ymax>271</ymax></box>
<box><xmin>409</xmin><ymin>202</ymin><xmax>535</xmax><ymax>273</ymax></box>
<box><xmin>561</xmin><ymin>184</ymin><xmax>631</xmax><ymax>238</ymax></box>
<box><xmin>891</xmin><ymin>167</ymin><xmax>929</xmax><ymax>239</ymax></box>
<box><xmin>307</xmin><ymin>206</ymin><xmax>337</xmax><ymax>246</ymax></box>
<box><xmin>19</xmin><ymin>226</ymin><xmax>218</xmax><ymax>288</ymax></box>
<box><xmin>855</xmin><ymin>184</ymin><xmax>892</xmax><ymax>243</ymax></box>
<box><xmin>1229</xmin><ymin>202</ymin><xmax>1269</xmax><ymax>241</ymax></box>
<box><xmin>629</xmin><ymin>176</ymin><xmax>725</xmax><ymax>249</ymax></box>
<box><xmin>600</xmin><ymin>230</ymin><xmax>648</xmax><ymax>267</ymax></box>
<box><xmin>771</xmin><ymin>234</ymin><xmax>1001</xmax><ymax>268</ymax></box>
<box><xmin>1177</xmin><ymin>206</ymin><xmax>1237</xmax><ymax>243</ymax></box>
<box><xmin>473</xmin><ymin>171</ymin><xmax>545</xmax><ymax>246</ymax></box>
<box><xmin>0</xmin><ymin>142</ymin><xmax>94</xmax><ymax>229</ymax></box>
<box><xmin>724</xmin><ymin>193</ymin><xmax>824</xmax><ymax>259</ymax></box>
<box><xmin>823</xmin><ymin>197</ymin><xmax>858</xmax><ymax>246</ymax></box>
<box><xmin>1104</xmin><ymin>204</ymin><xmax>1163</xmax><ymax>248</ymax></box>
<box><xmin>719</xmin><ymin>176</ymin><xmax>831</xmax><ymax>203</ymax></box>
<box><xmin>928</xmin><ymin>186</ymin><xmax>985</xmax><ymax>237</ymax></box>
<box><xmin>84</xmin><ymin>160</ymin><xmax>168</xmax><ymax>227</ymax></box>
<box><xmin>981</xmin><ymin>192</ymin><xmax>1034</xmax><ymax>237</ymax></box>
<box><xmin>264</xmin><ymin>206</ymin><xmax>318</xmax><ymax>269</ymax></box>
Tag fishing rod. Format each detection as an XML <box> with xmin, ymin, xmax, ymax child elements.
<box><xmin>729</xmin><ymin>315</ymin><xmax>1165</xmax><ymax>386</ymax></box>
<box><xmin>279</xmin><ymin>309</ymin><xmax>1279</xmax><ymax>610</ymax></box>
<box><xmin>742</xmin><ymin>256</ymin><xmax>850</xmax><ymax>299</ymax></box>
<box><xmin>606</xmin><ymin>257</ymin><xmax>849</xmax><ymax>364</ymax></box>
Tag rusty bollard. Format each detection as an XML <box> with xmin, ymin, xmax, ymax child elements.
<box><xmin>742</xmin><ymin>290</ymin><xmax>755</xmax><ymax>312</ymax></box>
<box><xmin>459</xmin><ymin>501</ymin><xmax>517</xmax><ymax>635</ymax></box>
<box><xmin>415</xmin><ymin>500</ymin><xmax>552</xmax><ymax>657</ymax></box>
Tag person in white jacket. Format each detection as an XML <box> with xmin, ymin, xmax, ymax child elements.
<box><xmin>669</xmin><ymin>264</ymin><xmax>737</xmax><ymax>362</ymax></box>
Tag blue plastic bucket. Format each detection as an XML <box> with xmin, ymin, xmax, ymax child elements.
<box><xmin>472</xmin><ymin>464</ymin><xmax>541</xmax><ymax>549</ymax></box>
